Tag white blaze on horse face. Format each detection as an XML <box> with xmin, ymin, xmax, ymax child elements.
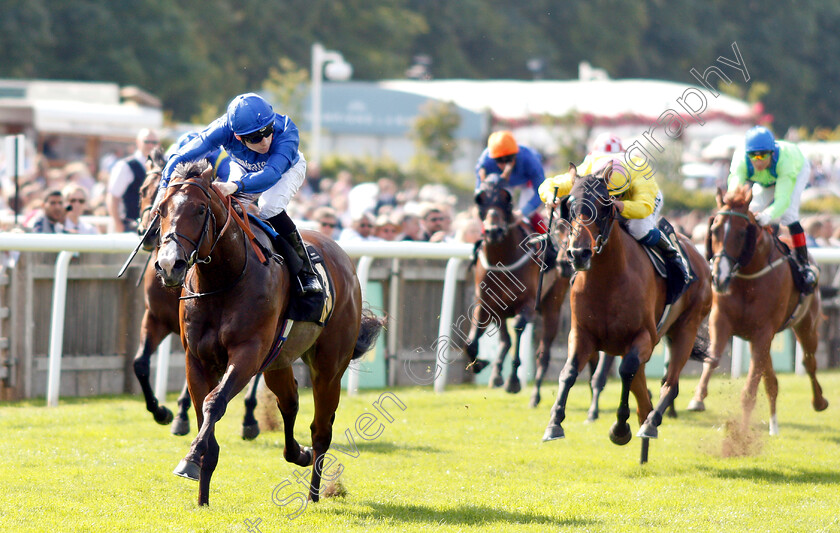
<box><xmin>156</xmin><ymin>239</ymin><xmax>181</xmax><ymax>276</ymax></box>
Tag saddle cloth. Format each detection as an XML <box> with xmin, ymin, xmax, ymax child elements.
<box><xmin>640</xmin><ymin>218</ymin><xmax>693</xmax><ymax>306</ymax></box>
<box><xmin>247</xmin><ymin>214</ymin><xmax>335</xmax><ymax>326</ymax></box>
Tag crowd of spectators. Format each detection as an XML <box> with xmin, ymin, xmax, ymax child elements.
<box><xmin>5</xmin><ymin>128</ymin><xmax>840</xmax><ymax>250</ymax></box>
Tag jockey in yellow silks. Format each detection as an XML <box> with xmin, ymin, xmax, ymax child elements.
<box><xmin>539</xmin><ymin>146</ymin><xmax>689</xmax><ymax>285</ymax></box>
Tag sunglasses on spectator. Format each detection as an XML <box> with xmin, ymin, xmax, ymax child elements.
<box><xmin>320</xmin><ymin>221</ymin><xmax>337</xmax><ymax>228</ymax></box>
<box><xmin>69</xmin><ymin>198</ymin><xmax>86</xmax><ymax>204</ymax></box>
<box><xmin>143</xmin><ymin>139</ymin><xmax>159</xmax><ymax>145</ymax></box>
<box><xmin>240</xmin><ymin>123</ymin><xmax>274</xmax><ymax>144</ymax></box>
<box><xmin>494</xmin><ymin>155</ymin><xmax>515</xmax><ymax>164</ymax></box>
<box><xmin>747</xmin><ymin>150</ymin><xmax>772</xmax><ymax>161</ymax></box>
<box><xmin>426</xmin><ymin>216</ymin><xmax>445</xmax><ymax>223</ymax></box>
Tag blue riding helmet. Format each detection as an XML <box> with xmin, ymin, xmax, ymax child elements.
<box><xmin>745</xmin><ymin>126</ymin><xmax>776</xmax><ymax>152</ymax></box>
<box><xmin>226</xmin><ymin>93</ymin><xmax>275</xmax><ymax>135</ymax></box>
<box><xmin>173</xmin><ymin>131</ymin><xmax>199</xmax><ymax>152</ymax></box>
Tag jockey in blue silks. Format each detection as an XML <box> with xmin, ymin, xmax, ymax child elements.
<box><xmin>168</xmin><ymin>131</ymin><xmax>231</xmax><ymax>183</ymax></box>
<box><xmin>160</xmin><ymin>93</ymin><xmax>321</xmax><ymax>295</ymax></box>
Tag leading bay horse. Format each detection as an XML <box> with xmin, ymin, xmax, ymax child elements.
<box><xmin>542</xmin><ymin>164</ymin><xmax>712</xmax><ymax>461</ymax></box>
<box><xmin>687</xmin><ymin>185</ymin><xmax>828</xmax><ymax>434</ymax></box>
<box><xmin>467</xmin><ymin>178</ymin><xmax>612</xmax><ymax>415</ymax></box>
<box><xmin>153</xmin><ymin>160</ymin><xmax>382</xmax><ymax>505</ymax></box>
<box><xmin>131</xmin><ymin>148</ymin><xmax>262</xmax><ymax>439</ymax></box>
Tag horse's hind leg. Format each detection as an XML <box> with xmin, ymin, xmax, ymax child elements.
<box><xmin>464</xmin><ymin>306</ymin><xmax>491</xmax><ymax>374</ymax></box>
<box><xmin>489</xmin><ymin>324</ymin><xmax>512</xmax><ymax>388</ymax></box>
<box><xmin>132</xmin><ymin>318</ymin><xmax>174</xmax><ymax>425</ymax></box>
<box><xmin>240</xmin><ymin>373</ymin><xmax>262</xmax><ymax>440</ymax></box>
<box><xmin>793</xmin><ymin>312</ymin><xmax>829</xmax><ymax>412</ymax></box>
<box><xmin>762</xmin><ymin>365</ymin><xmax>779</xmax><ymax>436</ymax></box>
<box><xmin>172</xmin><ymin>380</ymin><xmax>191</xmax><ymax>436</ymax></box>
<box><xmin>307</xmin><ymin>368</ymin><xmax>345</xmax><ymax>502</ymax></box>
<box><xmin>639</xmin><ymin>329</ymin><xmax>695</xmax><ymax>439</ymax></box>
<box><xmin>264</xmin><ymin>367</ymin><xmax>312</xmax><ymax>468</ymax></box>
<box><xmin>586</xmin><ymin>353</ymin><xmax>614</xmax><ymax>423</ymax></box>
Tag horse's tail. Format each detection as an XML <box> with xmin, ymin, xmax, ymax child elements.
<box><xmin>689</xmin><ymin>321</ymin><xmax>711</xmax><ymax>363</ymax></box>
<box><xmin>353</xmin><ymin>307</ymin><xmax>386</xmax><ymax>360</ymax></box>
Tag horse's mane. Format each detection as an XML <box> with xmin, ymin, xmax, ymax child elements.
<box><xmin>172</xmin><ymin>160</ymin><xmax>211</xmax><ymax>181</ymax></box>
<box><xmin>722</xmin><ymin>186</ymin><xmax>750</xmax><ymax>208</ymax></box>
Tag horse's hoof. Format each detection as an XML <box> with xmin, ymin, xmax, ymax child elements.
<box><xmin>468</xmin><ymin>359</ymin><xmax>490</xmax><ymax>374</ymax></box>
<box><xmin>584</xmin><ymin>412</ymin><xmax>598</xmax><ymax>424</ymax></box>
<box><xmin>686</xmin><ymin>399</ymin><xmax>706</xmax><ymax>412</ymax></box>
<box><xmin>300</xmin><ymin>446</ymin><xmax>314</xmax><ymax>466</ymax></box>
<box><xmin>505</xmin><ymin>378</ymin><xmax>521</xmax><ymax>394</ymax></box>
<box><xmin>666</xmin><ymin>406</ymin><xmax>678</xmax><ymax>419</ymax></box>
<box><xmin>154</xmin><ymin>406</ymin><xmax>174</xmax><ymax>425</ymax></box>
<box><xmin>769</xmin><ymin>415</ymin><xmax>779</xmax><ymax>436</ymax></box>
<box><xmin>489</xmin><ymin>368</ymin><xmax>504</xmax><ymax>387</ymax></box>
<box><xmin>529</xmin><ymin>394</ymin><xmax>540</xmax><ymax>408</ymax></box>
<box><xmin>171</xmin><ymin>417</ymin><xmax>190</xmax><ymax>436</ymax></box>
<box><xmin>241</xmin><ymin>423</ymin><xmax>260</xmax><ymax>441</ymax></box>
<box><xmin>173</xmin><ymin>459</ymin><xmax>200</xmax><ymax>481</ymax></box>
<box><xmin>813</xmin><ymin>398</ymin><xmax>829</xmax><ymax>412</ymax></box>
<box><xmin>609</xmin><ymin>422</ymin><xmax>632</xmax><ymax>446</ymax></box>
<box><xmin>542</xmin><ymin>425</ymin><xmax>565</xmax><ymax>441</ymax></box>
<box><xmin>637</xmin><ymin>422</ymin><xmax>658</xmax><ymax>439</ymax></box>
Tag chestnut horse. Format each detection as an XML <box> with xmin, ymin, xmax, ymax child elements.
<box><xmin>687</xmin><ymin>186</ymin><xmax>828</xmax><ymax>434</ymax></box>
<box><xmin>542</xmin><ymin>165</ymin><xmax>712</xmax><ymax>461</ymax></box>
<box><xmin>153</xmin><ymin>161</ymin><xmax>382</xmax><ymax>506</ymax></box>
<box><xmin>131</xmin><ymin>149</ymin><xmax>262</xmax><ymax>439</ymax></box>
<box><xmin>467</xmin><ymin>178</ymin><xmax>613</xmax><ymax>414</ymax></box>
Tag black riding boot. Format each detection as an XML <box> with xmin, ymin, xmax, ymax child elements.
<box><xmin>284</xmin><ymin>229</ymin><xmax>323</xmax><ymax>295</ymax></box>
<box><xmin>794</xmin><ymin>244</ymin><xmax>817</xmax><ymax>291</ymax></box>
<box><xmin>267</xmin><ymin>213</ymin><xmax>323</xmax><ymax>296</ymax></box>
<box><xmin>654</xmin><ymin>233</ymin><xmax>689</xmax><ymax>285</ymax></box>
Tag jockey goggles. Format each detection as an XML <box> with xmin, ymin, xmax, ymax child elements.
<box><xmin>494</xmin><ymin>155</ymin><xmax>515</xmax><ymax>164</ymax></box>
<box><xmin>747</xmin><ymin>150</ymin><xmax>772</xmax><ymax>161</ymax></box>
<box><xmin>240</xmin><ymin>123</ymin><xmax>274</xmax><ymax>144</ymax></box>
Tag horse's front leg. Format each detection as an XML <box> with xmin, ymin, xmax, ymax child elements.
<box><xmin>688</xmin><ymin>308</ymin><xmax>730</xmax><ymax>412</ymax></box>
<box><xmin>464</xmin><ymin>304</ymin><xmax>491</xmax><ymax>374</ymax></box>
<box><xmin>505</xmin><ymin>313</ymin><xmax>533</xmax><ymax>394</ymax></box>
<box><xmin>740</xmin><ymin>334</ymin><xmax>772</xmax><ymax>434</ymax></box>
<box><xmin>132</xmin><ymin>315</ymin><xmax>174</xmax><ymax>425</ymax></box>
<box><xmin>543</xmin><ymin>331</ymin><xmax>594</xmax><ymax>441</ymax></box>
<box><xmin>489</xmin><ymin>324</ymin><xmax>512</xmax><ymax>388</ymax></box>
<box><xmin>174</xmin><ymin>353</ymin><xmax>256</xmax><ymax>506</ymax></box>
<box><xmin>610</xmin><ymin>331</ymin><xmax>653</xmax><ymax>446</ymax></box>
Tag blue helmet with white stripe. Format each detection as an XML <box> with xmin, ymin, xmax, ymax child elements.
<box><xmin>226</xmin><ymin>93</ymin><xmax>274</xmax><ymax>135</ymax></box>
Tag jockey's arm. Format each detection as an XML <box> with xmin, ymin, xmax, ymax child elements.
<box><xmin>620</xmin><ymin>171</ymin><xmax>657</xmax><ymax>219</ymax></box>
<box><xmin>539</xmin><ymin>173</ymin><xmax>574</xmax><ymax>208</ymax></box>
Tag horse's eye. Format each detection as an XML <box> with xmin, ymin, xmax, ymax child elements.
<box><xmin>197</xmin><ymin>204</ymin><xmax>206</xmax><ymax>216</ymax></box>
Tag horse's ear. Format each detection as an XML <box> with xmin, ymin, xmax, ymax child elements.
<box><xmin>715</xmin><ymin>187</ymin><xmax>725</xmax><ymax>208</ymax></box>
<box><xmin>705</xmin><ymin>215</ymin><xmax>715</xmax><ymax>261</ymax></box>
<box><xmin>568</xmin><ymin>162</ymin><xmax>578</xmax><ymax>179</ymax></box>
<box><xmin>474</xmin><ymin>190</ymin><xmax>484</xmax><ymax>206</ymax></box>
<box><xmin>558</xmin><ymin>195</ymin><xmax>572</xmax><ymax>222</ymax></box>
<box><xmin>200</xmin><ymin>162</ymin><xmax>214</xmax><ymax>183</ymax></box>
<box><xmin>743</xmin><ymin>184</ymin><xmax>753</xmax><ymax>204</ymax></box>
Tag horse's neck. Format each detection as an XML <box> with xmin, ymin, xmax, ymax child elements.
<box><xmin>201</xmin><ymin>203</ymin><xmax>247</xmax><ymax>282</ymax></box>
<box><xmin>742</xmin><ymin>226</ymin><xmax>777</xmax><ymax>271</ymax></box>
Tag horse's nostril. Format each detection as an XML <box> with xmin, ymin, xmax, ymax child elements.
<box><xmin>173</xmin><ymin>259</ymin><xmax>187</xmax><ymax>271</ymax></box>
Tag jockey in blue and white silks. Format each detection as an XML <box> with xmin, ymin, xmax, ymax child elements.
<box><xmin>160</xmin><ymin>93</ymin><xmax>321</xmax><ymax>295</ymax></box>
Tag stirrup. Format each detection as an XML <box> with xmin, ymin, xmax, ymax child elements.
<box><xmin>296</xmin><ymin>272</ymin><xmax>323</xmax><ymax>295</ymax></box>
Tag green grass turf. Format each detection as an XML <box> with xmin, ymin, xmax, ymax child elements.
<box><xmin>1</xmin><ymin>371</ymin><xmax>839</xmax><ymax>532</ymax></box>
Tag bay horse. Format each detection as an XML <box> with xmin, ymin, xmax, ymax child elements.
<box><xmin>131</xmin><ymin>148</ymin><xmax>262</xmax><ymax>439</ymax></box>
<box><xmin>687</xmin><ymin>185</ymin><xmax>828</xmax><ymax>434</ymax></box>
<box><xmin>466</xmin><ymin>177</ymin><xmax>569</xmax><ymax>408</ymax></box>
<box><xmin>153</xmin><ymin>160</ymin><xmax>381</xmax><ymax>506</ymax></box>
<box><xmin>542</xmin><ymin>164</ymin><xmax>712</xmax><ymax>460</ymax></box>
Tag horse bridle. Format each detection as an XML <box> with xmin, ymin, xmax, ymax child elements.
<box><xmin>569</xmin><ymin>190</ymin><xmax>617</xmax><ymax>255</ymax></box>
<box><xmin>709</xmin><ymin>210</ymin><xmax>757</xmax><ymax>274</ymax></box>
<box><xmin>157</xmin><ymin>177</ymin><xmax>223</xmax><ymax>268</ymax></box>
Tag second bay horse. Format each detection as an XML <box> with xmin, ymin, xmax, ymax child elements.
<box><xmin>542</xmin><ymin>164</ymin><xmax>712</xmax><ymax>460</ymax></box>
<box><xmin>687</xmin><ymin>186</ymin><xmax>828</xmax><ymax>434</ymax></box>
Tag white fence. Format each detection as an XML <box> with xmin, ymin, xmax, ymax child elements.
<box><xmin>2</xmin><ymin>232</ymin><xmax>840</xmax><ymax>406</ymax></box>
